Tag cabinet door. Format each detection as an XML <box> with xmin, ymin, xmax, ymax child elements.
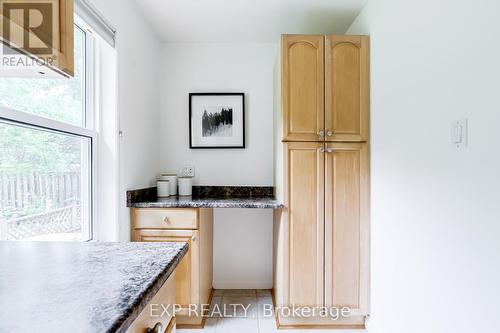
<box><xmin>286</xmin><ymin>142</ymin><xmax>325</xmax><ymax>306</ymax></box>
<box><xmin>0</xmin><ymin>0</ymin><xmax>74</xmax><ymax>77</ymax></box>
<box><xmin>324</xmin><ymin>143</ymin><xmax>369</xmax><ymax>316</ymax></box>
<box><xmin>126</xmin><ymin>272</ymin><xmax>176</xmax><ymax>333</ymax></box>
<box><xmin>282</xmin><ymin>35</ymin><xmax>325</xmax><ymax>142</ymax></box>
<box><xmin>133</xmin><ymin>229</ymin><xmax>199</xmax><ymax>308</ymax></box>
<box><xmin>325</xmin><ymin>36</ymin><xmax>369</xmax><ymax>142</ymax></box>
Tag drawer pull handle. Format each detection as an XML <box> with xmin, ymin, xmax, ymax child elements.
<box><xmin>147</xmin><ymin>322</ymin><xmax>163</xmax><ymax>333</ymax></box>
<box><xmin>163</xmin><ymin>217</ymin><xmax>170</xmax><ymax>223</ymax></box>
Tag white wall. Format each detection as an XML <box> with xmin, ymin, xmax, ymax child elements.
<box><xmin>347</xmin><ymin>1</ymin><xmax>500</xmax><ymax>332</ymax></box>
<box><xmin>160</xmin><ymin>43</ymin><xmax>277</xmax><ymax>288</ymax></box>
<box><xmin>213</xmin><ymin>209</ymin><xmax>273</xmax><ymax>289</ymax></box>
<box><xmin>160</xmin><ymin>43</ymin><xmax>276</xmax><ymax>185</ymax></box>
<box><xmin>88</xmin><ymin>0</ymin><xmax>162</xmax><ymax>241</ymax></box>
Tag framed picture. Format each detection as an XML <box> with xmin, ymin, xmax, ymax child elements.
<box><xmin>189</xmin><ymin>93</ymin><xmax>245</xmax><ymax>149</ymax></box>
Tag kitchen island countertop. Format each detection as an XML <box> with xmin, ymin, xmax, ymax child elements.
<box><xmin>0</xmin><ymin>241</ymin><xmax>188</xmax><ymax>333</ymax></box>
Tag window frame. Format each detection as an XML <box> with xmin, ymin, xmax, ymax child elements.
<box><xmin>0</xmin><ymin>17</ymin><xmax>98</xmax><ymax>241</ymax></box>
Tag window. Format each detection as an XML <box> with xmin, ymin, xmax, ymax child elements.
<box><xmin>0</xmin><ymin>22</ymin><xmax>95</xmax><ymax>241</ymax></box>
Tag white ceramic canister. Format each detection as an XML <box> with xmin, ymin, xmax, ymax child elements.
<box><xmin>178</xmin><ymin>177</ymin><xmax>193</xmax><ymax>196</ymax></box>
<box><xmin>157</xmin><ymin>180</ymin><xmax>170</xmax><ymax>198</ymax></box>
<box><xmin>159</xmin><ymin>173</ymin><xmax>178</xmax><ymax>196</ymax></box>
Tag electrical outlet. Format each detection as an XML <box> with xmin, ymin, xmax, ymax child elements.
<box><xmin>183</xmin><ymin>165</ymin><xmax>195</xmax><ymax>177</ymax></box>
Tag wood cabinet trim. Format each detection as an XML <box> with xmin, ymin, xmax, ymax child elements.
<box><xmin>58</xmin><ymin>0</ymin><xmax>75</xmax><ymax>77</ymax></box>
<box><xmin>0</xmin><ymin>0</ymin><xmax>74</xmax><ymax>77</ymax></box>
<box><xmin>165</xmin><ymin>317</ymin><xmax>176</xmax><ymax>333</ymax></box>
<box><xmin>328</xmin><ymin>35</ymin><xmax>363</xmax><ymax>48</ymax></box>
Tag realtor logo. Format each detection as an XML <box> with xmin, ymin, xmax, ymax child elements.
<box><xmin>1</xmin><ymin>0</ymin><xmax>53</xmax><ymax>55</ymax></box>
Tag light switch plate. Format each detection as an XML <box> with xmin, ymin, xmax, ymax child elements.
<box><xmin>451</xmin><ymin>118</ymin><xmax>468</xmax><ymax>149</ymax></box>
<box><xmin>183</xmin><ymin>165</ymin><xmax>195</xmax><ymax>177</ymax></box>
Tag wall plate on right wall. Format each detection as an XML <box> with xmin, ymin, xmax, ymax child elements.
<box><xmin>451</xmin><ymin>118</ymin><xmax>468</xmax><ymax>149</ymax></box>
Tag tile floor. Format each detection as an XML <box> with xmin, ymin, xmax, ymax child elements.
<box><xmin>176</xmin><ymin>290</ymin><xmax>366</xmax><ymax>333</ymax></box>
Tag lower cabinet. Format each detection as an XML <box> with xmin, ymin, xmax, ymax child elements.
<box><xmin>126</xmin><ymin>272</ymin><xmax>177</xmax><ymax>333</ymax></box>
<box><xmin>133</xmin><ymin>229</ymin><xmax>199</xmax><ymax>310</ymax></box>
<box><xmin>131</xmin><ymin>208</ymin><xmax>214</xmax><ymax>328</ymax></box>
<box><xmin>285</xmin><ymin>142</ymin><xmax>325</xmax><ymax>308</ymax></box>
<box><xmin>324</xmin><ymin>143</ymin><xmax>369</xmax><ymax>318</ymax></box>
<box><xmin>274</xmin><ymin>142</ymin><xmax>369</xmax><ymax>328</ymax></box>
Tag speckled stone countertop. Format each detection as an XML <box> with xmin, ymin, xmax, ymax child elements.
<box><xmin>0</xmin><ymin>241</ymin><xmax>188</xmax><ymax>333</ymax></box>
<box><xmin>127</xmin><ymin>186</ymin><xmax>284</xmax><ymax>209</ymax></box>
<box><xmin>131</xmin><ymin>196</ymin><xmax>284</xmax><ymax>209</ymax></box>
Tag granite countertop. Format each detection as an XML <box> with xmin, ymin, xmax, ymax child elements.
<box><xmin>132</xmin><ymin>196</ymin><xmax>284</xmax><ymax>209</ymax></box>
<box><xmin>0</xmin><ymin>241</ymin><xmax>188</xmax><ymax>333</ymax></box>
<box><xmin>127</xmin><ymin>186</ymin><xmax>285</xmax><ymax>209</ymax></box>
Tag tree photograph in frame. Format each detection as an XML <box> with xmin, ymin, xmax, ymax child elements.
<box><xmin>189</xmin><ymin>93</ymin><xmax>245</xmax><ymax>149</ymax></box>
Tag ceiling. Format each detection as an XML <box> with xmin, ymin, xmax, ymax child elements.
<box><xmin>133</xmin><ymin>0</ymin><xmax>367</xmax><ymax>43</ymax></box>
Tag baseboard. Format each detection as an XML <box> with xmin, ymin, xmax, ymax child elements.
<box><xmin>213</xmin><ymin>280</ymin><xmax>273</xmax><ymax>290</ymax></box>
<box><xmin>271</xmin><ymin>289</ymin><xmax>366</xmax><ymax>330</ymax></box>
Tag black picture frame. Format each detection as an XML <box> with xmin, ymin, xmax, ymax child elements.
<box><xmin>189</xmin><ymin>93</ymin><xmax>246</xmax><ymax>149</ymax></box>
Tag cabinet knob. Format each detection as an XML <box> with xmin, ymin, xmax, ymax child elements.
<box><xmin>318</xmin><ymin>130</ymin><xmax>325</xmax><ymax>138</ymax></box>
<box><xmin>163</xmin><ymin>217</ymin><xmax>170</xmax><ymax>223</ymax></box>
<box><xmin>326</xmin><ymin>130</ymin><xmax>334</xmax><ymax>137</ymax></box>
<box><xmin>319</xmin><ymin>147</ymin><xmax>326</xmax><ymax>153</ymax></box>
<box><xmin>147</xmin><ymin>322</ymin><xmax>163</xmax><ymax>333</ymax></box>
<box><xmin>191</xmin><ymin>236</ymin><xmax>197</xmax><ymax>242</ymax></box>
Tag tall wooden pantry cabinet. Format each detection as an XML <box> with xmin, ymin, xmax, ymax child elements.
<box><xmin>273</xmin><ymin>35</ymin><xmax>370</xmax><ymax>329</ymax></box>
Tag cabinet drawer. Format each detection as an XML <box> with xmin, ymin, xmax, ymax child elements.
<box><xmin>132</xmin><ymin>208</ymin><xmax>198</xmax><ymax>230</ymax></box>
